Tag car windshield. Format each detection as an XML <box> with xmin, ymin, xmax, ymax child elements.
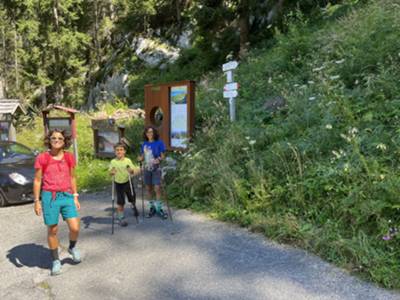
<box><xmin>0</xmin><ymin>143</ymin><xmax>35</xmax><ymax>164</ymax></box>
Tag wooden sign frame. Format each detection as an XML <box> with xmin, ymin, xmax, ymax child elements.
<box><xmin>93</xmin><ymin>126</ymin><xmax>126</xmax><ymax>158</ymax></box>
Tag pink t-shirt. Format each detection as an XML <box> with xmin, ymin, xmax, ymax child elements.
<box><xmin>34</xmin><ymin>151</ymin><xmax>75</xmax><ymax>193</ymax></box>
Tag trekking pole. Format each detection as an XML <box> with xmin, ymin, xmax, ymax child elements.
<box><xmin>139</xmin><ymin>161</ymin><xmax>145</xmax><ymax>221</ymax></box>
<box><xmin>127</xmin><ymin>166</ymin><xmax>139</xmax><ymax>224</ymax></box>
<box><xmin>161</xmin><ymin>168</ymin><xmax>173</xmax><ymax>222</ymax></box>
<box><xmin>111</xmin><ymin>176</ymin><xmax>115</xmax><ymax>235</ymax></box>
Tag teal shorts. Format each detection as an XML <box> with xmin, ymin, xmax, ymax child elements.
<box><xmin>41</xmin><ymin>191</ymin><xmax>79</xmax><ymax>226</ymax></box>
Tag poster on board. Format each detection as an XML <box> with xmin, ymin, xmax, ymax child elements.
<box><xmin>0</xmin><ymin>121</ymin><xmax>9</xmax><ymax>141</ymax></box>
<box><xmin>170</xmin><ymin>86</ymin><xmax>188</xmax><ymax>148</ymax></box>
<box><xmin>48</xmin><ymin>118</ymin><xmax>71</xmax><ymax>135</ymax></box>
<box><xmin>97</xmin><ymin>130</ymin><xmax>119</xmax><ymax>154</ymax></box>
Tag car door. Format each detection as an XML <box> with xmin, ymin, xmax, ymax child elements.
<box><xmin>0</xmin><ymin>143</ymin><xmax>35</xmax><ymax>204</ymax></box>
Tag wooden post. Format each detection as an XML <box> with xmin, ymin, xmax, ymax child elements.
<box><xmin>70</xmin><ymin>112</ymin><xmax>78</xmax><ymax>164</ymax></box>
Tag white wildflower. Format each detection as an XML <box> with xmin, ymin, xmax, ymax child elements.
<box><xmin>335</xmin><ymin>59</ymin><xmax>345</xmax><ymax>64</ymax></box>
<box><xmin>294</xmin><ymin>84</ymin><xmax>300</xmax><ymax>87</ymax></box>
<box><xmin>308</xmin><ymin>81</ymin><xmax>315</xmax><ymax>84</ymax></box>
<box><xmin>309</xmin><ymin>96</ymin><xmax>316</xmax><ymax>101</ymax></box>
<box><xmin>329</xmin><ymin>75</ymin><xmax>340</xmax><ymax>80</ymax></box>
<box><xmin>332</xmin><ymin>150</ymin><xmax>341</xmax><ymax>159</ymax></box>
<box><xmin>340</xmin><ymin>133</ymin><xmax>351</xmax><ymax>142</ymax></box>
<box><xmin>325</xmin><ymin>124</ymin><xmax>333</xmax><ymax>129</ymax></box>
<box><xmin>313</xmin><ymin>66</ymin><xmax>325</xmax><ymax>72</ymax></box>
<box><xmin>245</xmin><ymin>136</ymin><xmax>250</xmax><ymax>140</ymax></box>
<box><xmin>380</xmin><ymin>174</ymin><xmax>385</xmax><ymax>180</ymax></box>
<box><xmin>376</xmin><ymin>143</ymin><xmax>387</xmax><ymax>151</ymax></box>
<box><xmin>343</xmin><ymin>162</ymin><xmax>350</xmax><ymax>172</ymax></box>
<box><xmin>349</xmin><ymin>127</ymin><xmax>358</xmax><ymax>137</ymax></box>
<box><xmin>249</xmin><ymin>140</ymin><xmax>256</xmax><ymax>146</ymax></box>
<box><xmin>242</xmin><ymin>147</ymin><xmax>249</xmax><ymax>151</ymax></box>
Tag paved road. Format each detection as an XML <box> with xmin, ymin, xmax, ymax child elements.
<box><xmin>0</xmin><ymin>190</ymin><xmax>399</xmax><ymax>300</ymax></box>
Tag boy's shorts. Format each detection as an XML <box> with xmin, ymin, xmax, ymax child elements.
<box><xmin>41</xmin><ymin>191</ymin><xmax>79</xmax><ymax>226</ymax></box>
<box><xmin>144</xmin><ymin>168</ymin><xmax>161</xmax><ymax>186</ymax></box>
<box><xmin>115</xmin><ymin>181</ymin><xmax>135</xmax><ymax>206</ymax></box>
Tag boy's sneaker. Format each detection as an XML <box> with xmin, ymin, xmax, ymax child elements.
<box><xmin>118</xmin><ymin>219</ymin><xmax>128</xmax><ymax>227</ymax></box>
<box><xmin>146</xmin><ymin>206</ymin><xmax>156</xmax><ymax>218</ymax></box>
<box><xmin>51</xmin><ymin>259</ymin><xmax>61</xmax><ymax>276</ymax></box>
<box><xmin>68</xmin><ymin>247</ymin><xmax>81</xmax><ymax>263</ymax></box>
<box><xmin>158</xmin><ymin>208</ymin><xmax>169</xmax><ymax>220</ymax></box>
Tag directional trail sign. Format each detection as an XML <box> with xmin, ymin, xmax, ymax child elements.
<box><xmin>224</xmin><ymin>82</ymin><xmax>239</xmax><ymax>91</ymax></box>
<box><xmin>223</xmin><ymin>90</ymin><xmax>238</xmax><ymax>98</ymax></box>
<box><xmin>222</xmin><ymin>61</ymin><xmax>239</xmax><ymax>72</ymax></box>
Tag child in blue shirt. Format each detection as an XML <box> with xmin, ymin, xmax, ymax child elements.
<box><xmin>138</xmin><ymin>126</ymin><xmax>167</xmax><ymax>219</ymax></box>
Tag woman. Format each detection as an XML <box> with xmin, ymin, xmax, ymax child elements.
<box><xmin>138</xmin><ymin>126</ymin><xmax>167</xmax><ymax>219</ymax></box>
<box><xmin>33</xmin><ymin>129</ymin><xmax>81</xmax><ymax>276</ymax></box>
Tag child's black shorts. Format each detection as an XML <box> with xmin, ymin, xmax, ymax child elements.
<box><xmin>115</xmin><ymin>181</ymin><xmax>136</xmax><ymax>206</ymax></box>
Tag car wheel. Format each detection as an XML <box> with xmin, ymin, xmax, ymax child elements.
<box><xmin>0</xmin><ymin>189</ymin><xmax>7</xmax><ymax>207</ymax></box>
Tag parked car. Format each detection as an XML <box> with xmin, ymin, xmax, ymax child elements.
<box><xmin>0</xmin><ymin>141</ymin><xmax>36</xmax><ymax>206</ymax></box>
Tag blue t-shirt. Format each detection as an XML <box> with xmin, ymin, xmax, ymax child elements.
<box><xmin>140</xmin><ymin>140</ymin><xmax>166</xmax><ymax>159</ymax></box>
<box><xmin>141</xmin><ymin>140</ymin><xmax>166</xmax><ymax>171</ymax></box>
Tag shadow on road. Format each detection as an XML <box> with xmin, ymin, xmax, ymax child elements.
<box><xmin>81</xmin><ymin>215</ymin><xmax>111</xmax><ymax>229</ymax></box>
<box><xmin>6</xmin><ymin>243</ymin><xmax>50</xmax><ymax>269</ymax></box>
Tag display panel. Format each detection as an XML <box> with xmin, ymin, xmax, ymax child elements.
<box><xmin>97</xmin><ymin>130</ymin><xmax>119</xmax><ymax>154</ymax></box>
<box><xmin>170</xmin><ymin>86</ymin><xmax>188</xmax><ymax>148</ymax></box>
<box><xmin>48</xmin><ymin>118</ymin><xmax>71</xmax><ymax>135</ymax></box>
<box><xmin>0</xmin><ymin>121</ymin><xmax>10</xmax><ymax>141</ymax></box>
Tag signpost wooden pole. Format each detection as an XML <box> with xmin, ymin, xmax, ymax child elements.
<box><xmin>70</xmin><ymin>113</ymin><xmax>78</xmax><ymax>164</ymax></box>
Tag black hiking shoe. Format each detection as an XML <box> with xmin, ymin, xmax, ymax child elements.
<box><xmin>146</xmin><ymin>206</ymin><xmax>156</xmax><ymax>218</ymax></box>
<box><xmin>118</xmin><ymin>219</ymin><xmax>128</xmax><ymax>227</ymax></box>
<box><xmin>158</xmin><ymin>209</ymin><xmax>169</xmax><ymax>220</ymax></box>
<box><xmin>132</xmin><ymin>205</ymin><xmax>139</xmax><ymax>217</ymax></box>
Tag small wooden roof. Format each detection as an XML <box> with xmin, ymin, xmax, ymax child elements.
<box><xmin>42</xmin><ymin>104</ymin><xmax>79</xmax><ymax>114</ymax></box>
<box><xmin>0</xmin><ymin>99</ymin><xmax>26</xmax><ymax>115</ymax></box>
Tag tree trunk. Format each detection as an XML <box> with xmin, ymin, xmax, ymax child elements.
<box><xmin>94</xmin><ymin>0</ymin><xmax>101</xmax><ymax>65</ymax></box>
<box><xmin>176</xmin><ymin>0</ymin><xmax>181</xmax><ymax>25</ymax></box>
<box><xmin>267</xmin><ymin>0</ymin><xmax>285</xmax><ymax>24</ymax></box>
<box><xmin>41</xmin><ymin>86</ymin><xmax>47</xmax><ymax>108</ymax></box>
<box><xmin>53</xmin><ymin>0</ymin><xmax>62</xmax><ymax>102</ymax></box>
<box><xmin>238</xmin><ymin>0</ymin><xmax>250</xmax><ymax>58</ymax></box>
<box><xmin>13</xmin><ymin>22</ymin><xmax>19</xmax><ymax>91</ymax></box>
<box><xmin>1</xmin><ymin>25</ymin><xmax>7</xmax><ymax>98</ymax></box>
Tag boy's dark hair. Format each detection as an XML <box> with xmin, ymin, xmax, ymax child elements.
<box><xmin>143</xmin><ymin>126</ymin><xmax>159</xmax><ymax>141</ymax></box>
<box><xmin>114</xmin><ymin>142</ymin><xmax>127</xmax><ymax>150</ymax></box>
<box><xmin>44</xmin><ymin>129</ymin><xmax>72</xmax><ymax>149</ymax></box>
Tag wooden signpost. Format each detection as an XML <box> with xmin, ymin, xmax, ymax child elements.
<box><xmin>222</xmin><ymin>61</ymin><xmax>239</xmax><ymax>122</ymax></box>
<box><xmin>42</xmin><ymin>105</ymin><xmax>79</xmax><ymax>164</ymax></box>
